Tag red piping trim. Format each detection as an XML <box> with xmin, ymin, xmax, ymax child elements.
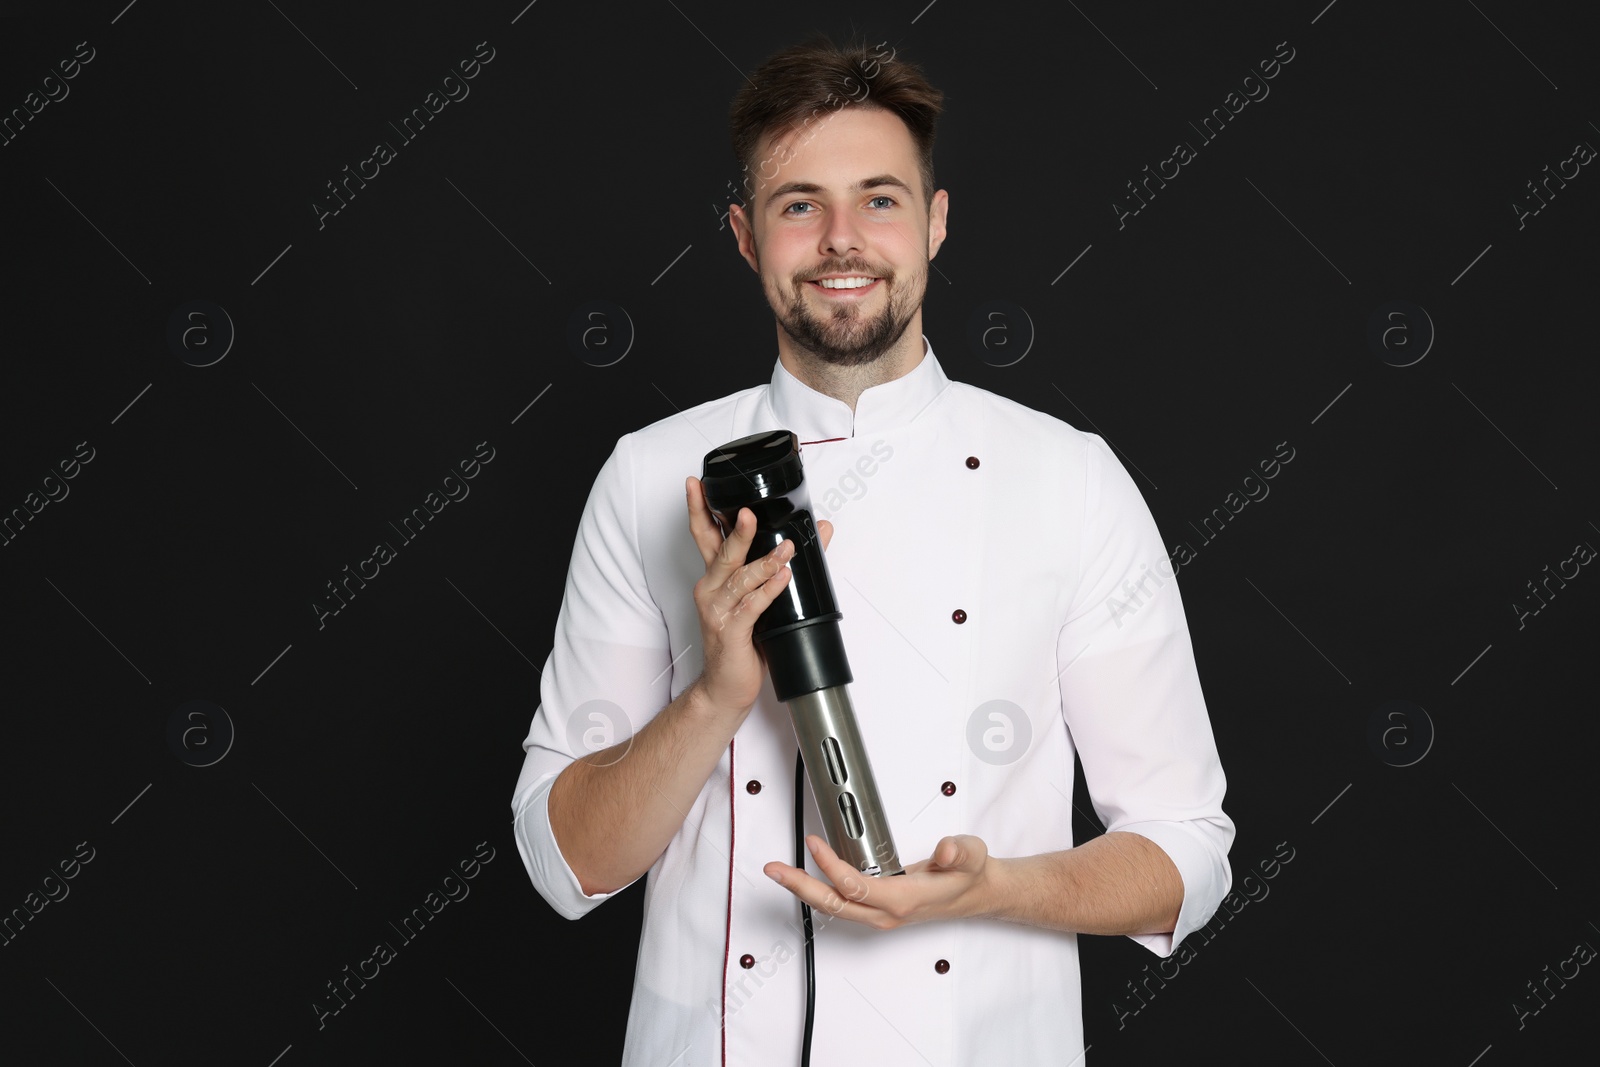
<box><xmin>721</xmin><ymin>738</ymin><xmax>736</xmax><ymax>1066</ymax></box>
<box><xmin>799</xmin><ymin>436</ymin><xmax>847</xmax><ymax>446</ymax></box>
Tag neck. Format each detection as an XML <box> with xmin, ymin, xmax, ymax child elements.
<box><xmin>776</xmin><ymin>319</ymin><xmax>926</xmax><ymax>412</ymax></box>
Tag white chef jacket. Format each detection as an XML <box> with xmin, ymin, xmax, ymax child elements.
<box><xmin>512</xmin><ymin>336</ymin><xmax>1234</xmax><ymax>1066</ymax></box>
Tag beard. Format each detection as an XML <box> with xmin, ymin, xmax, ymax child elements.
<box><xmin>767</xmin><ymin>257</ymin><xmax>925</xmax><ymax>367</ymax></box>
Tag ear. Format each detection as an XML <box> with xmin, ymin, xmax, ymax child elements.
<box><xmin>926</xmin><ymin>188</ymin><xmax>950</xmax><ymax>260</ymax></box>
<box><xmin>729</xmin><ymin>203</ymin><xmax>760</xmax><ymax>273</ymax></box>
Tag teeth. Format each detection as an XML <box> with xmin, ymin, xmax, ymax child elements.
<box><xmin>816</xmin><ymin>277</ymin><xmax>876</xmax><ymax>289</ymax></box>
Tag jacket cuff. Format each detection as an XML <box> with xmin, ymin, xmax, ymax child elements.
<box><xmin>1114</xmin><ymin>821</ymin><xmax>1231</xmax><ymax>958</ymax></box>
<box><xmin>512</xmin><ymin>773</ymin><xmax>633</xmax><ymax>920</ymax></box>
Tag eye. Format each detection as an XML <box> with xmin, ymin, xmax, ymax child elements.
<box><xmin>868</xmin><ymin>195</ymin><xmax>896</xmax><ymax>209</ymax></box>
<box><xmin>782</xmin><ymin>201</ymin><xmax>814</xmax><ymax>217</ymax></box>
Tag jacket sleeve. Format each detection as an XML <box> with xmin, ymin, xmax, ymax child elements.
<box><xmin>1055</xmin><ymin>434</ymin><xmax>1235</xmax><ymax>958</ymax></box>
<box><xmin>511</xmin><ymin>432</ymin><xmax>674</xmax><ymax>920</ymax></box>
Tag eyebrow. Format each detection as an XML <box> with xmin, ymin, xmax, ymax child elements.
<box><xmin>764</xmin><ymin>174</ymin><xmax>914</xmax><ymax>209</ymax></box>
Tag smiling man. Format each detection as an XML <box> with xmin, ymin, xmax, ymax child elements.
<box><xmin>739</xmin><ymin>108</ymin><xmax>933</xmax><ymax>387</ymax></box>
<box><xmin>512</xmin><ymin>33</ymin><xmax>1234</xmax><ymax>1066</ymax></box>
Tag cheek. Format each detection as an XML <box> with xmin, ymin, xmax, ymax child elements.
<box><xmin>762</xmin><ymin>241</ymin><xmax>814</xmax><ymax>287</ymax></box>
<box><xmin>763</xmin><ymin>266</ymin><xmax>802</xmax><ymax>305</ymax></box>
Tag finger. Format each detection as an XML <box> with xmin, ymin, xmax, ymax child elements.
<box><xmin>763</xmin><ymin>860</ymin><xmax>876</xmax><ymax>923</ymax></box>
<box><xmin>712</xmin><ymin>508</ymin><xmax>769</xmax><ymax>586</ymax></box>
<box><xmin>686</xmin><ymin>477</ymin><xmax>732</xmax><ymax>568</ymax></box>
<box><xmin>931</xmin><ymin>834</ymin><xmax>984</xmax><ymax>871</ymax></box>
<box><xmin>817</xmin><ymin>519</ymin><xmax>834</xmax><ymax>552</ymax></box>
<box><xmin>805</xmin><ymin>834</ymin><xmax>875</xmax><ymax>904</ymax></box>
<box><xmin>715</xmin><ymin>541</ymin><xmax>795</xmax><ymax>628</ymax></box>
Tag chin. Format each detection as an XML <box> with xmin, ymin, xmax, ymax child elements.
<box><xmin>792</xmin><ymin>318</ymin><xmax>913</xmax><ymax>367</ymax></box>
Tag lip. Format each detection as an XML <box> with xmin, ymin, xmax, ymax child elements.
<box><xmin>807</xmin><ymin>277</ymin><xmax>881</xmax><ymax>299</ymax></box>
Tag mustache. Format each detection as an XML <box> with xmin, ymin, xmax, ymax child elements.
<box><xmin>798</xmin><ymin>264</ymin><xmax>890</xmax><ymax>283</ymax></box>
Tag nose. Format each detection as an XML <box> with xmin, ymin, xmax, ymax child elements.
<box><xmin>821</xmin><ymin>213</ymin><xmax>865</xmax><ymax>259</ymax></box>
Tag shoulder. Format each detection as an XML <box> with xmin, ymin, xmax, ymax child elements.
<box><xmin>582</xmin><ymin>383</ymin><xmax>772</xmax><ymax>535</ymax></box>
<box><xmin>944</xmin><ymin>378</ymin><xmax>1110</xmax><ymax>464</ymax></box>
<box><xmin>618</xmin><ymin>383</ymin><xmax>768</xmax><ymax>465</ymax></box>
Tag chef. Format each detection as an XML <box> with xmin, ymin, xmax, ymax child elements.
<box><xmin>511</xmin><ymin>36</ymin><xmax>1234</xmax><ymax>1066</ymax></box>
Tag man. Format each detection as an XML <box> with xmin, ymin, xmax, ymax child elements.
<box><xmin>512</xmin><ymin>34</ymin><xmax>1234</xmax><ymax>1065</ymax></box>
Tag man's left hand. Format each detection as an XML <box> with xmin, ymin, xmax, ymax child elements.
<box><xmin>764</xmin><ymin>834</ymin><xmax>999</xmax><ymax>930</ymax></box>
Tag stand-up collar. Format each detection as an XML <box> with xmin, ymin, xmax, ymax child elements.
<box><xmin>764</xmin><ymin>334</ymin><xmax>951</xmax><ymax>442</ymax></box>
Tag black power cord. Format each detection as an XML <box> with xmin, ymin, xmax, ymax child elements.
<box><xmin>794</xmin><ymin>749</ymin><xmax>815</xmax><ymax>1066</ymax></box>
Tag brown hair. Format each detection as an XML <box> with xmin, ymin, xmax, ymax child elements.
<box><xmin>728</xmin><ymin>33</ymin><xmax>944</xmax><ymax>219</ymax></box>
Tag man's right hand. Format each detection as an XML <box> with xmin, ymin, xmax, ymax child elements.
<box><xmin>544</xmin><ymin>477</ymin><xmax>838</xmax><ymax>897</ymax></box>
<box><xmin>686</xmin><ymin>475</ymin><xmax>833</xmax><ymax>721</ymax></box>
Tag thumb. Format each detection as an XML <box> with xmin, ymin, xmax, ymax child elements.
<box><xmin>932</xmin><ymin>835</ymin><xmax>984</xmax><ymax>871</ymax></box>
<box><xmin>817</xmin><ymin>519</ymin><xmax>834</xmax><ymax>551</ymax></box>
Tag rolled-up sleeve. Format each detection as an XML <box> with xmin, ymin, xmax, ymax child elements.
<box><xmin>511</xmin><ymin>432</ymin><xmax>673</xmax><ymax>920</ymax></box>
<box><xmin>1055</xmin><ymin>435</ymin><xmax>1234</xmax><ymax>958</ymax></box>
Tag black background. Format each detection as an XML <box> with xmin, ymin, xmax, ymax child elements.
<box><xmin>1</xmin><ymin>1</ymin><xmax>1595</xmax><ymax>1064</ymax></box>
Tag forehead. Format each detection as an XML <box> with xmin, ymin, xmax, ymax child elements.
<box><xmin>755</xmin><ymin>106</ymin><xmax>919</xmax><ymax>191</ymax></box>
